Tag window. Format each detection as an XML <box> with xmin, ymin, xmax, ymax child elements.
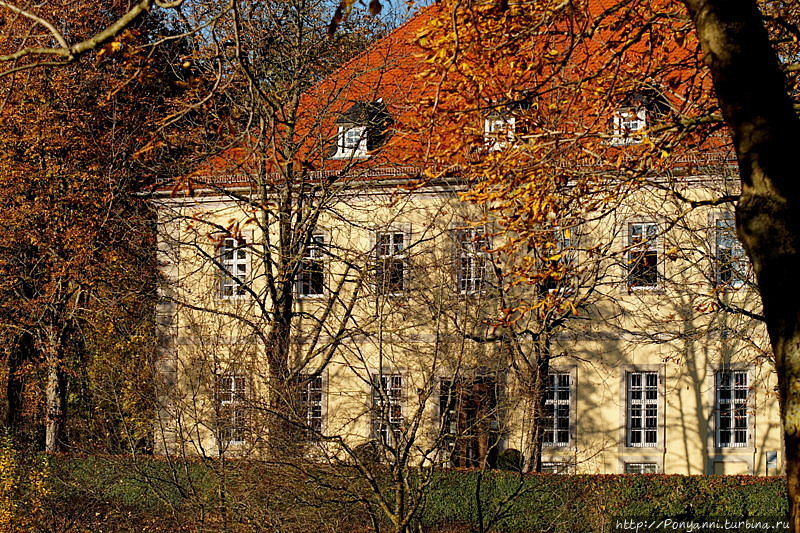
<box><xmin>334</xmin><ymin>125</ymin><xmax>368</xmax><ymax>159</ymax></box>
<box><xmin>484</xmin><ymin>114</ymin><xmax>515</xmax><ymax>151</ymax></box>
<box><xmin>625</xmin><ymin>463</ymin><xmax>658</xmax><ymax>474</ymax></box>
<box><xmin>610</xmin><ymin>89</ymin><xmax>669</xmax><ymax>146</ymax></box>
<box><xmin>716</xmin><ymin>370</ymin><xmax>749</xmax><ymax>448</ymax></box>
<box><xmin>376</xmin><ymin>231</ymin><xmax>407</xmax><ymax>295</ymax></box>
<box><xmin>219</xmin><ymin>237</ymin><xmax>248</xmax><ymax>298</ymax></box>
<box><xmin>438</xmin><ymin>375</ymin><xmax>500</xmax><ymax>468</ymax></box>
<box><xmin>331</xmin><ymin>100</ymin><xmax>391</xmax><ymax>159</ymax></box>
<box><xmin>298</xmin><ymin>234</ymin><xmax>325</xmax><ymax>297</ymax></box>
<box><xmin>626</xmin><ymin>371</ymin><xmax>659</xmax><ymax>447</ymax></box>
<box><xmin>541</xmin><ymin>462</ymin><xmax>570</xmax><ymax>474</ymax></box>
<box><xmin>543</xmin><ymin>372</ymin><xmax>571</xmax><ymax>447</ymax></box>
<box><xmin>217</xmin><ymin>374</ymin><xmax>247</xmax><ymax>444</ymax></box>
<box><xmin>611</xmin><ymin>107</ymin><xmax>647</xmax><ymax>145</ymax></box>
<box><xmin>627</xmin><ymin>222</ymin><xmax>659</xmax><ymax>288</ymax></box>
<box><xmin>453</xmin><ymin>227</ymin><xmax>489</xmax><ymax>293</ymax></box>
<box><xmin>299</xmin><ymin>374</ymin><xmax>324</xmax><ymax>433</ymax></box>
<box><xmin>766</xmin><ymin>451</ymin><xmax>779</xmax><ymax>472</ymax></box>
<box><xmin>371</xmin><ymin>374</ymin><xmax>403</xmax><ymax>446</ymax></box>
<box><xmin>715</xmin><ymin>217</ymin><xmax>747</xmax><ymax>288</ymax></box>
<box><xmin>541</xmin><ymin>226</ymin><xmax>574</xmax><ymax>294</ymax></box>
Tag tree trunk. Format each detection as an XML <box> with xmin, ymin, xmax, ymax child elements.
<box><xmin>266</xmin><ymin>317</ymin><xmax>301</xmax><ymax>456</ymax></box>
<box><xmin>44</xmin><ymin>325</ymin><xmax>67</xmax><ymax>453</ymax></box>
<box><xmin>264</xmin><ymin>169</ymin><xmax>303</xmax><ymax>457</ymax></box>
<box><xmin>682</xmin><ymin>0</ymin><xmax>800</xmax><ymax>529</ymax></box>
<box><xmin>4</xmin><ymin>332</ymin><xmax>33</xmax><ymax>435</ymax></box>
<box><xmin>519</xmin><ymin>339</ymin><xmax>550</xmax><ymax>473</ymax></box>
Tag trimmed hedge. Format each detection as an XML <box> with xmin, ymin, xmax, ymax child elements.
<box><xmin>422</xmin><ymin>472</ymin><xmax>788</xmax><ymax>532</ymax></box>
<box><xmin>43</xmin><ymin>456</ymin><xmax>789</xmax><ymax>532</ymax></box>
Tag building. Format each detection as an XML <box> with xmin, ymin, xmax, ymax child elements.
<box><xmin>152</xmin><ymin>1</ymin><xmax>782</xmax><ymax>475</ymax></box>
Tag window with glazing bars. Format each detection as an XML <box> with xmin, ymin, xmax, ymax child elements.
<box><xmin>541</xmin><ymin>226</ymin><xmax>574</xmax><ymax>294</ymax></box>
<box><xmin>484</xmin><ymin>115</ymin><xmax>515</xmax><ymax>151</ymax></box>
<box><xmin>625</xmin><ymin>462</ymin><xmax>658</xmax><ymax>474</ymax></box>
<box><xmin>217</xmin><ymin>374</ymin><xmax>246</xmax><ymax>443</ymax></box>
<box><xmin>715</xmin><ymin>217</ymin><xmax>747</xmax><ymax>288</ymax></box>
<box><xmin>543</xmin><ymin>373</ymin><xmax>571</xmax><ymax>447</ymax></box>
<box><xmin>298</xmin><ymin>234</ymin><xmax>325</xmax><ymax>297</ymax></box>
<box><xmin>453</xmin><ymin>228</ymin><xmax>489</xmax><ymax>293</ymax></box>
<box><xmin>541</xmin><ymin>462</ymin><xmax>570</xmax><ymax>474</ymax></box>
<box><xmin>299</xmin><ymin>374</ymin><xmax>323</xmax><ymax>433</ymax></box>
<box><xmin>611</xmin><ymin>108</ymin><xmax>647</xmax><ymax>145</ymax></box>
<box><xmin>335</xmin><ymin>125</ymin><xmax>368</xmax><ymax>158</ymax></box>
<box><xmin>627</xmin><ymin>223</ymin><xmax>658</xmax><ymax>288</ymax></box>
<box><xmin>376</xmin><ymin>232</ymin><xmax>406</xmax><ymax>294</ymax></box>
<box><xmin>371</xmin><ymin>374</ymin><xmax>403</xmax><ymax>445</ymax></box>
<box><xmin>627</xmin><ymin>372</ymin><xmax>658</xmax><ymax>447</ymax></box>
<box><xmin>219</xmin><ymin>237</ymin><xmax>248</xmax><ymax>298</ymax></box>
<box><xmin>716</xmin><ymin>370</ymin><xmax>748</xmax><ymax>447</ymax></box>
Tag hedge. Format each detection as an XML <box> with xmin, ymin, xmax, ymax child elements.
<box><xmin>39</xmin><ymin>456</ymin><xmax>789</xmax><ymax>532</ymax></box>
<box><xmin>422</xmin><ymin>472</ymin><xmax>789</xmax><ymax>532</ymax></box>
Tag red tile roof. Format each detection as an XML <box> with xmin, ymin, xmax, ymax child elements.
<box><xmin>167</xmin><ymin>0</ymin><xmax>735</xmax><ymax>192</ymax></box>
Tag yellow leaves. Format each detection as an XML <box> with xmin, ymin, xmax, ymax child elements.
<box><xmin>0</xmin><ymin>436</ymin><xmax>50</xmax><ymax>531</ymax></box>
<box><xmin>329</xmin><ymin>0</ymin><xmax>361</xmax><ymax>36</ymax></box>
<box><xmin>665</xmin><ymin>246</ymin><xmax>680</xmax><ymax>261</ymax></box>
<box><xmin>95</xmin><ymin>41</ymin><xmax>122</xmax><ymax>60</ymax></box>
<box><xmin>695</xmin><ymin>301</ymin><xmax>720</xmax><ymax>313</ymax></box>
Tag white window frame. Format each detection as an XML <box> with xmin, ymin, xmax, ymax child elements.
<box><xmin>627</xmin><ymin>222</ymin><xmax>659</xmax><ymax>289</ymax></box>
<box><xmin>299</xmin><ymin>373</ymin><xmax>324</xmax><ymax>434</ymax></box>
<box><xmin>715</xmin><ymin>369</ymin><xmax>750</xmax><ymax>448</ymax></box>
<box><xmin>611</xmin><ymin>107</ymin><xmax>646</xmax><ymax>145</ymax></box>
<box><xmin>219</xmin><ymin>237</ymin><xmax>249</xmax><ymax>299</ymax></box>
<box><xmin>371</xmin><ymin>373</ymin><xmax>404</xmax><ymax>446</ymax></box>
<box><xmin>713</xmin><ymin>215</ymin><xmax>747</xmax><ymax>289</ymax></box>
<box><xmin>542</xmin><ymin>226</ymin><xmax>577</xmax><ymax>295</ymax></box>
<box><xmin>624</xmin><ymin>462</ymin><xmax>659</xmax><ymax>474</ymax></box>
<box><xmin>297</xmin><ymin>233</ymin><xmax>326</xmax><ymax>298</ymax></box>
<box><xmin>333</xmin><ymin>125</ymin><xmax>368</xmax><ymax>159</ymax></box>
<box><xmin>375</xmin><ymin>230</ymin><xmax>407</xmax><ymax>295</ymax></box>
<box><xmin>217</xmin><ymin>374</ymin><xmax>247</xmax><ymax>444</ymax></box>
<box><xmin>543</xmin><ymin>371</ymin><xmax>573</xmax><ymax>448</ymax></box>
<box><xmin>453</xmin><ymin>227</ymin><xmax>489</xmax><ymax>294</ymax></box>
<box><xmin>484</xmin><ymin>115</ymin><xmax>515</xmax><ymax>151</ymax></box>
<box><xmin>541</xmin><ymin>462</ymin><xmax>572</xmax><ymax>474</ymax></box>
<box><xmin>626</xmin><ymin>371</ymin><xmax>659</xmax><ymax>447</ymax></box>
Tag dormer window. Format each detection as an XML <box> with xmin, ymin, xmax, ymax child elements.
<box><xmin>611</xmin><ymin>107</ymin><xmax>647</xmax><ymax>145</ymax></box>
<box><xmin>610</xmin><ymin>88</ymin><xmax>670</xmax><ymax>146</ymax></box>
<box><xmin>484</xmin><ymin>114</ymin><xmax>515</xmax><ymax>151</ymax></box>
<box><xmin>335</xmin><ymin>125</ymin><xmax>368</xmax><ymax>159</ymax></box>
<box><xmin>331</xmin><ymin>100</ymin><xmax>392</xmax><ymax>160</ymax></box>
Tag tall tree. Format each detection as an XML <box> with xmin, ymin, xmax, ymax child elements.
<box><xmin>680</xmin><ymin>0</ymin><xmax>800</xmax><ymax>528</ymax></box>
<box><xmin>0</xmin><ymin>4</ymin><xmax>187</xmax><ymax>451</ymax></box>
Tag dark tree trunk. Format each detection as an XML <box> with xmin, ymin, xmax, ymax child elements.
<box><xmin>5</xmin><ymin>331</ymin><xmax>33</xmax><ymax>435</ymax></box>
<box><xmin>682</xmin><ymin>0</ymin><xmax>800</xmax><ymax>529</ymax></box>
<box><xmin>264</xmin><ymin>165</ymin><xmax>304</xmax><ymax>457</ymax></box>
<box><xmin>266</xmin><ymin>315</ymin><xmax>302</xmax><ymax>456</ymax></box>
<box><xmin>515</xmin><ymin>338</ymin><xmax>550</xmax><ymax>473</ymax></box>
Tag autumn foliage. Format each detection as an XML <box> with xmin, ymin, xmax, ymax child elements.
<box><xmin>0</xmin><ymin>3</ymin><xmax>188</xmax><ymax>450</ymax></box>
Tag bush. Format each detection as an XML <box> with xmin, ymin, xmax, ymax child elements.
<box><xmin>422</xmin><ymin>472</ymin><xmax>789</xmax><ymax>532</ymax></box>
<box><xmin>496</xmin><ymin>449</ymin><xmax>523</xmax><ymax>472</ymax></box>
<box><xmin>0</xmin><ymin>434</ymin><xmax>50</xmax><ymax>532</ymax></box>
<box><xmin>40</xmin><ymin>456</ymin><xmax>790</xmax><ymax>532</ymax></box>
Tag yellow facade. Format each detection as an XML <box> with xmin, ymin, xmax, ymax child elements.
<box><xmin>152</xmin><ymin>170</ymin><xmax>782</xmax><ymax>475</ymax></box>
